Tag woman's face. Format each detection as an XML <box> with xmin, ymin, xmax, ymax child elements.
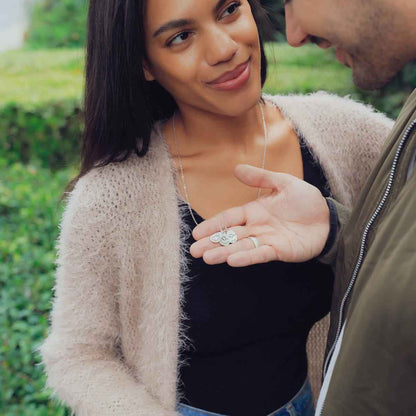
<box><xmin>144</xmin><ymin>0</ymin><xmax>262</xmax><ymax>117</ymax></box>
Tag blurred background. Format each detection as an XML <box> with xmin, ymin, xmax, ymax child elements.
<box><xmin>1</xmin><ymin>1</ymin><xmax>415</xmax><ymax>415</ymax></box>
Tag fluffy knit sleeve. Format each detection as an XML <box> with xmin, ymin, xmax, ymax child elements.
<box><xmin>268</xmin><ymin>91</ymin><xmax>395</xmax><ymax>208</ymax></box>
<box><xmin>35</xmin><ymin>167</ymin><xmax>177</xmax><ymax>416</ymax></box>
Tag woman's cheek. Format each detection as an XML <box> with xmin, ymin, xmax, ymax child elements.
<box><xmin>154</xmin><ymin>61</ymin><xmax>198</xmax><ymax>98</ymax></box>
<box><xmin>231</xmin><ymin>14</ymin><xmax>260</xmax><ymax>51</ymax></box>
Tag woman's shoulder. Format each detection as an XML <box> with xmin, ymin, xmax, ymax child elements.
<box><xmin>264</xmin><ymin>91</ymin><xmax>394</xmax><ymax>158</ymax></box>
<box><xmin>69</xmin><ymin>154</ymin><xmax>141</xmax><ymax>206</ymax></box>
<box><xmin>264</xmin><ymin>92</ymin><xmax>394</xmax><ymax>207</ymax></box>
<box><xmin>75</xmin><ymin>128</ymin><xmax>170</xmax><ymax>193</ymax></box>
<box><xmin>58</xmin><ymin>155</ymin><xmax>140</xmax><ymax>238</ymax></box>
<box><xmin>64</xmin><ymin>135</ymin><xmax>172</xmax><ymax>225</ymax></box>
<box><xmin>264</xmin><ymin>91</ymin><xmax>394</xmax><ymax>133</ymax></box>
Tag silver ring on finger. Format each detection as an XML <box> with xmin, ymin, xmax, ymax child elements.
<box><xmin>248</xmin><ymin>236</ymin><xmax>260</xmax><ymax>249</ymax></box>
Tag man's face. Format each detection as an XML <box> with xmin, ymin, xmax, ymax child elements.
<box><xmin>284</xmin><ymin>0</ymin><xmax>414</xmax><ymax>90</ymax></box>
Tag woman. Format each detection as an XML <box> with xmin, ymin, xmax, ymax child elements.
<box><xmin>37</xmin><ymin>0</ymin><xmax>393</xmax><ymax>415</ymax></box>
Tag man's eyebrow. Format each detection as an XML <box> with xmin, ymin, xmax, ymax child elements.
<box><xmin>153</xmin><ymin>18</ymin><xmax>196</xmax><ymax>39</ymax></box>
<box><xmin>153</xmin><ymin>0</ymin><xmax>229</xmax><ymax>39</ymax></box>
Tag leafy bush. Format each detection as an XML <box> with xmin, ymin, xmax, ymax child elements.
<box><xmin>26</xmin><ymin>0</ymin><xmax>88</xmax><ymax>49</ymax></box>
<box><xmin>0</xmin><ymin>159</ymin><xmax>75</xmax><ymax>415</ymax></box>
<box><xmin>0</xmin><ymin>49</ymin><xmax>84</xmax><ymax>169</ymax></box>
<box><xmin>0</xmin><ymin>101</ymin><xmax>83</xmax><ymax>170</ymax></box>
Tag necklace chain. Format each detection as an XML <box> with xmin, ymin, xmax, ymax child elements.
<box><xmin>172</xmin><ymin>100</ymin><xmax>268</xmax><ymax>227</ymax></box>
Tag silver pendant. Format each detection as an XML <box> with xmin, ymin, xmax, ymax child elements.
<box><xmin>210</xmin><ymin>232</ymin><xmax>223</xmax><ymax>243</ymax></box>
<box><xmin>224</xmin><ymin>229</ymin><xmax>238</xmax><ymax>245</ymax></box>
<box><xmin>210</xmin><ymin>229</ymin><xmax>237</xmax><ymax>246</ymax></box>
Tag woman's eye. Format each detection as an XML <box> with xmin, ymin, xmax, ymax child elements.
<box><xmin>220</xmin><ymin>1</ymin><xmax>242</xmax><ymax>19</ymax></box>
<box><xmin>168</xmin><ymin>31</ymin><xmax>192</xmax><ymax>47</ymax></box>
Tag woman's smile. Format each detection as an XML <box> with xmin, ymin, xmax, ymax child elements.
<box><xmin>207</xmin><ymin>56</ymin><xmax>251</xmax><ymax>91</ymax></box>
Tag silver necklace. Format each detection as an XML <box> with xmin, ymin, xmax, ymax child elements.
<box><xmin>172</xmin><ymin>100</ymin><xmax>268</xmax><ymax>236</ymax></box>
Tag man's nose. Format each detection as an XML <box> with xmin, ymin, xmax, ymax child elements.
<box><xmin>285</xmin><ymin>9</ymin><xmax>309</xmax><ymax>47</ymax></box>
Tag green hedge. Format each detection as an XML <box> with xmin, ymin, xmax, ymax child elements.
<box><xmin>0</xmin><ymin>158</ymin><xmax>75</xmax><ymax>415</ymax></box>
<box><xmin>0</xmin><ymin>101</ymin><xmax>82</xmax><ymax>170</ymax></box>
<box><xmin>0</xmin><ymin>48</ymin><xmax>84</xmax><ymax>169</ymax></box>
<box><xmin>26</xmin><ymin>0</ymin><xmax>88</xmax><ymax>49</ymax></box>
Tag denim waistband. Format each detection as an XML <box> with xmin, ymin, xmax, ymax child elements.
<box><xmin>177</xmin><ymin>378</ymin><xmax>314</xmax><ymax>416</ymax></box>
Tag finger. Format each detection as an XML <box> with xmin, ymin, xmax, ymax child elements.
<box><xmin>202</xmin><ymin>236</ymin><xmax>264</xmax><ymax>265</ymax></box>
<box><xmin>192</xmin><ymin>206</ymin><xmax>248</xmax><ymax>241</ymax></box>
<box><xmin>234</xmin><ymin>164</ymin><xmax>295</xmax><ymax>191</ymax></box>
<box><xmin>227</xmin><ymin>245</ymin><xmax>278</xmax><ymax>267</ymax></box>
<box><xmin>190</xmin><ymin>225</ymin><xmax>257</xmax><ymax>258</ymax></box>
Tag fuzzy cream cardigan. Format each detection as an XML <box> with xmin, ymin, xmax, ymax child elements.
<box><xmin>36</xmin><ymin>93</ymin><xmax>393</xmax><ymax>416</ymax></box>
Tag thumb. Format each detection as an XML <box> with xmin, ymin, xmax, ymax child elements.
<box><xmin>234</xmin><ymin>164</ymin><xmax>295</xmax><ymax>191</ymax></box>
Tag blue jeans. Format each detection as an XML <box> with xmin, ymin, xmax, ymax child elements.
<box><xmin>177</xmin><ymin>379</ymin><xmax>314</xmax><ymax>416</ymax></box>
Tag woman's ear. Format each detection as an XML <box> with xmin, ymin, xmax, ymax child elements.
<box><xmin>143</xmin><ymin>61</ymin><xmax>156</xmax><ymax>82</ymax></box>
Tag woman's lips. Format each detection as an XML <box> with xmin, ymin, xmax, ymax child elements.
<box><xmin>207</xmin><ymin>58</ymin><xmax>251</xmax><ymax>91</ymax></box>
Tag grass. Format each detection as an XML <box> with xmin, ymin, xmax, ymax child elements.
<box><xmin>0</xmin><ymin>49</ymin><xmax>85</xmax><ymax>106</ymax></box>
<box><xmin>264</xmin><ymin>43</ymin><xmax>354</xmax><ymax>95</ymax></box>
<box><xmin>0</xmin><ymin>43</ymin><xmax>354</xmax><ymax>107</ymax></box>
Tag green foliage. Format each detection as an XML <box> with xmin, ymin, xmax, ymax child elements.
<box><xmin>0</xmin><ymin>101</ymin><xmax>83</xmax><ymax>170</ymax></box>
<box><xmin>0</xmin><ymin>49</ymin><xmax>84</xmax><ymax>169</ymax></box>
<box><xmin>264</xmin><ymin>43</ymin><xmax>354</xmax><ymax>95</ymax></box>
<box><xmin>0</xmin><ymin>159</ymin><xmax>75</xmax><ymax>415</ymax></box>
<box><xmin>26</xmin><ymin>0</ymin><xmax>89</xmax><ymax>49</ymax></box>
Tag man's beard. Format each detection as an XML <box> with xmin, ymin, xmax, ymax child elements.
<box><xmin>350</xmin><ymin>50</ymin><xmax>406</xmax><ymax>91</ymax></box>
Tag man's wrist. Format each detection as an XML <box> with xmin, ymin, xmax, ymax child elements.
<box><xmin>319</xmin><ymin>197</ymin><xmax>339</xmax><ymax>257</ymax></box>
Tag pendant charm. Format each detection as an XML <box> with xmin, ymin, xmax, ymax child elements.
<box><xmin>210</xmin><ymin>232</ymin><xmax>223</xmax><ymax>243</ymax></box>
<box><xmin>219</xmin><ymin>229</ymin><xmax>237</xmax><ymax>246</ymax></box>
<box><xmin>210</xmin><ymin>229</ymin><xmax>238</xmax><ymax>246</ymax></box>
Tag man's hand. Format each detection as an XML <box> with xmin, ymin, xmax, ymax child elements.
<box><xmin>190</xmin><ymin>164</ymin><xmax>330</xmax><ymax>267</ymax></box>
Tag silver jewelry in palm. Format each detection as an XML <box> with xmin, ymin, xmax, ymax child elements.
<box><xmin>172</xmin><ymin>99</ymin><xmax>268</xmax><ymax>247</ymax></box>
<box><xmin>210</xmin><ymin>229</ymin><xmax>238</xmax><ymax>246</ymax></box>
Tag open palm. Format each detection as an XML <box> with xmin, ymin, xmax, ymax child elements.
<box><xmin>190</xmin><ymin>164</ymin><xmax>330</xmax><ymax>267</ymax></box>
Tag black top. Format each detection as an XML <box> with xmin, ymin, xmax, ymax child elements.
<box><xmin>178</xmin><ymin>143</ymin><xmax>334</xmax><ymax>416</ymax></box>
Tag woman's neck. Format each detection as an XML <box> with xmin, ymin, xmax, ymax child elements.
<box><xmin>169</xmin><ymin>99</ymin><xmax>266</xmax><ymax>157</ymax></box>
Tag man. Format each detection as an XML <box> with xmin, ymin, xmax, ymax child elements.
<box><xmin>190</xmin><ymin>0</ymin><xmax>416</xmax><ymax>414</ymax></box>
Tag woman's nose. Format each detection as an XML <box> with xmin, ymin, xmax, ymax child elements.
<box><xmin>204</xmin><ymin>27</ymin><xmax>238</xmax><ymax>66</ymax></box>
<box><xmin>285</xmin><ymin>9</ymin><xmax>309</xmax><ymax>47</ymax></box>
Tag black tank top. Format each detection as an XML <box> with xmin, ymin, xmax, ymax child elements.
<box><xmin>178</xmin><ymin>142</ymin><xmax>334</xmax><ymax>416</ymax></box>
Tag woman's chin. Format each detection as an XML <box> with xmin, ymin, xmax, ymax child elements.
<box><xmin>217</xmin><ymin>85</ymin><xmax>263</xmax><ymax>116</ymax></box>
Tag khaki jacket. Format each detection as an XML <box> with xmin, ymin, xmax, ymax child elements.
<box><xmin>321</xmin><ymin>90</ymin><xmax>416</xmax><ymax>415</ymax></box>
